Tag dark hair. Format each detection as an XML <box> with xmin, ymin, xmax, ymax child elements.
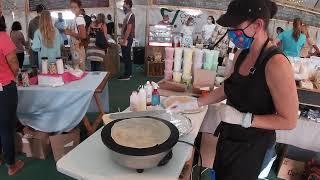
<box><xmin>262</xmin><ymin>1</ymin><xmax>277</xmax><ymax>30</ymax></box>
<box><xmin>107</xmin><ymin>14</ymin><xmax>112</xmax><ymax>20</ymax></box>
<box><xmin>70</xmin><ymin>0</ymin><xmax>82</xmax><ymax>7</ymax></box>
<box><xmin>293</xmin><ymin>18</ymin><xmax>302</xmax><ymax>42</ymax></box>
<box><xmin>276</xmin><ymin>27</ymin><xmax>284</xmax><ymax>33</ymax></box>
<box><xmin>36</xmin><ymin>4</ymin><xmax>45</xmax><ymax>14</ymax></box>
<box><xmin>96</xmin><ymin>13</ymin><xmax>106</xmax><ymax>24</ymax></box>
<box><xmin>208</xmin><ymin>16</ymin><xmax>215</xmax><ymax>24</ymax></box>
<box><xmin>0</xmin><ymin>16</ymin><xmax>6</xmax><ymax>32</ymax></box>
<box><xmin>124</xmin><ymin>0</ymin><xmax>133</xmax><ymax>8</ymax></box>
<box><xmin>11</xmin><ymin>21</ymin><xmax>22</xmax><ymax>31</ymax></box>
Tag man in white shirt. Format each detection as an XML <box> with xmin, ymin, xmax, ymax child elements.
<box><xmin>202</xmin><ymin>16</ymin><xmax>216</xmax><ymax>44</ymax></box>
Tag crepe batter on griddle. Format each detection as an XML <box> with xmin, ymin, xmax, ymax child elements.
<box><xmin>111</xmin><ymin>118</ymin><xmax>171</xmax><ymax>149</ymax></box>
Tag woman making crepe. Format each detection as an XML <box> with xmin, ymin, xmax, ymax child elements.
<box><xmin>169</xmin><ymin>0</ymin><xmax>298</xmax><ymax>179</ymax></box>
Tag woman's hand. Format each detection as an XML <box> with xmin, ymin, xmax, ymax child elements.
<box><xmin>218</xmin><ymin>104</ymin><xmax>253</xmax><ymax>128</ymax></box>
<box><xmin>167</xmin><ymin>99</ymin><xmax>199</xmax><ymax>113</ymax></box>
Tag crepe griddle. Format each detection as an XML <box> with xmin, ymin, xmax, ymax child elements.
<box><xmin>101</xmin><ymin>116</ymin><xmax>179</xmax><ymax>172</ymax></box>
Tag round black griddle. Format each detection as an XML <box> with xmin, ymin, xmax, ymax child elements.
<box><xmin>101</xmin><ymin>116</ymin><xmax>179</xmax><ymax>156</ymax></box>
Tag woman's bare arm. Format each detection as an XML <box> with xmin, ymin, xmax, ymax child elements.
<box><xmin>252</xmin><ymin>54</ymin><xmax>298</xmax><ymax>130</ymax></box>
<box><xmin>6</xmin><ymin>52</ymin><xmax>19</xmax><ymax>77</ymax></box>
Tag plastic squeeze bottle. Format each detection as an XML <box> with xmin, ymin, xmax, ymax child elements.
<box><xmin>130</xmin><ymin>91</ymin><xmax>139</xmax><ymax>112</ymax></box>
<box><xmin>152</xmin><ymin>87</ymin><xmax>160</xmax><ymax>106</ymax></box>
<box><xmin>138</xmin><ymin>86</ymin><xmax>147</xmax><ymax>111</ymax></box>
<box><xmin>145</xmin><ymin>81</ymin><xmax>153</xmax><ymax>106</ymax></box>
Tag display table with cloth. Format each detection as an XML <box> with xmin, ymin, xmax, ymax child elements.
<box><xmin>17</xmin><ymin>72</ymin><xmax>110</xmax><ymax>133</ymax></box>
<box><xmin>57</xmin><ymin>106</ymin><xmax>208</xmax><ymax>180</ymax></box>
<box><xmin>201</xmin><ymin>104</ymin><xmax>320</xmax><ymax>152</ymax></box>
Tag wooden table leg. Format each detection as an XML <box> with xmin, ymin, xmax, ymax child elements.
<box><xmin>82</xmin><ymin>116</ymin><xmax>94</xmax><ymax>135</ymax></box>
<box><xmin>91</xmin><ymin>93</ymin><xmax>105</xmax><ymax>131</ymax></box>
<box><xmin>179</xmin><ymin>149</ymin><xmax>195</xmax><ymax>180</ymax></box>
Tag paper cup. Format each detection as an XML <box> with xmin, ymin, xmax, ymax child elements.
<box><xmin>182</xmin><ymin>74</ymin><xmax>192</xmax><ymax>85</ymax></box>
<box><xmin>173</xmin><ymin>72</ymin><xmax>182</xmax><ymax>83</ymax></box>
<box><xmin>165</xmin><ymin>59</ymin><xmax>174</xmax><ymax>71</ymax></box>
<box><xmin>183</xmin><ymin>48</ymin><xmax>193</xmax><ymax>62</ymax></box>
<box><xmin>165</xmin><ymin>47</ymin><xmax>175</xmax><ymax>60</ymax></box>
<box><xmin>164</xmin><ymin>70</ymin><xmax>173</xmax><ymax>80</ymax></box>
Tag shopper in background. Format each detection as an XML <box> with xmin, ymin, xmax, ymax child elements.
<box><xmin>158</xmin><ymin>14</ymin><xmax>170</xmax><ymax>25</ymax></box>
<box><xmin>181</xmin><ymin>17</ymin><xmax>195</xmax><ymax>48</ymax></box>
<box><xmin>32</xmin><ymin>10</ymin><xmax>62</xmax><ymax>66</ymax></box>
<box><xmin>55</xmin><ymin>12</ymin><xmax>68</xmax><ymax>45</ymax></box>
<box><xmin>212</xmin><ymin>24</ymin><xmax>229</xmax><ymax>65</ymax></box>
<box><xmin>276</xmin><ymin>27</ymin><xmax>284</xmax><ymax>35</ymax></box>
<box><xmin>28</xmin><ymin>4</ymin><xmax>45</xmax><ymax>67</ymax></box>
<box><xmin>118</xmin><ymin>0</ymin><xmax>135</xmax><ymax>80</ymax></box>
<box><xmin>10</xmin><ymin>21</ymin><xmax>26</xmax><ymax>69</ymax></box>
<box><xmin>106</xmin><ymin>14</ymin><xmax>115</xmax><ymax>36</ymax></box>
<box><xmin>202</xmin><ymin>16</ymin><xmax>216</xmax><ymax>44</ymax></box>
<box><xmin>80</xmin><ymin>8</ymin><xmax>91</xmax><ymax>30</ymax></box>
<box><xmin>0</xmin><ymin>13</ymin><xmax>24</xmax><ymax>176</ymax></box>
<box><xmin>301</xmin><ymin>24</ymin><xmax>320</xmax><ymax>57</ymax></box>
<box><xmin>275</xmin><ymin>18</ymin><xmax>306</xmax><ymax>57</ymax></box>
<box><xmin>65</xmin><ymin>0</ymin><xmax>87</xmax><ymax>70</ymax></box>
<box><xmin>169</xmin><ymin>0</ymin><xmax>298</xmax><ymax>179</ymax></box>
<box><xmin>87</xmin><ymin>13</ymin><xmax>108</xmax><ymax>71</ymax></box>
<box><xmin>0</xmin><ymin>2</ymin><xmax>5</xmax><ymax>25</ymax></box>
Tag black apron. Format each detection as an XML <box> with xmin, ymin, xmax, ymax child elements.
<box><xmin>213</xmin><ymin>39</ymin><xmax>285</xmax><ymax>180</ymax></box>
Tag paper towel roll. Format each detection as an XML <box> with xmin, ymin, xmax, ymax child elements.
<box><xmin>56</xmin><ymin>59</ymin><xmax>64</xmax><ymax>74</ymax></box>
<box><xmin>42</xmin><ymin>60</ymin><xmax>48</xmax><ymax>74</ymax></box>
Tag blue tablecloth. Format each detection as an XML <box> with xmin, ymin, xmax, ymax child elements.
<box><xmin>17</xmin><ymin>72</ymin><xmax>109</xmax><ymax>133</ymax></box>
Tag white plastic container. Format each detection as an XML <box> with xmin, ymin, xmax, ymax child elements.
<box><xmin>138</xmin><ymin>87</ymin><xmax>147</xmax><ymax>111</ymax></box>
<box><xmin>130</xmin><ymin>91</ymin><xmax>139</xmax><ymax>112</ymax></box>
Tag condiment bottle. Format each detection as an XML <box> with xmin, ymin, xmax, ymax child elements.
<box><xmin>130</xmin><ymin>91</ymin><xmax>139</xmax><ymax>112</ymax></box>
<box><xmin>152</xmin><ymin>87</ymin><xmax>160</xmax><ymax>106</ymax></box>
<box><xmin>145</xmin><ymin>81</ymin><xmax>153</xmax><ymax>106</ymax></box>
<box><xmin>138</xmin><ymin>86</ymin><xmax>147</xmax><ymax>111</ymax></box>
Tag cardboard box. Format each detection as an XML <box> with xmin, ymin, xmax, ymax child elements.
<box><xmin>22</xmin><ymin>127</ymin><xmax>51</xmax><ymax>160</ymax></box>
<box><xmin>15</xmin><ymin>132</ymin><xmax>23</xmax><ymax>154</ymax></box>
<box><xmin>50</xmin><ymin>129</ymin><xmax>80</xmax><ymax>162</ymax></box>
<box><xmin>278</xmin><ymin>158</ymin><xmax>306</xmax><ymax>180</ymax></box>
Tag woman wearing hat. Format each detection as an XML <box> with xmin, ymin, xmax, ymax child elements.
<box><xmin>169</xmin><ymin>0</ymin><xmax>298</xmax><ymax>179</ymax></box>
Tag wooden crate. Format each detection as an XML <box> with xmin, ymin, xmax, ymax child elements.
<box><xmin>147</xmin><ymin>61</ymin><xmax>165</xmax><ymax>77</ymax></box>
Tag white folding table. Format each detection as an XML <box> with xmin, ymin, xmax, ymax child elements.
<box><xmin>57</xmin><ymin>107</ymin><xmax>208</xmax><ymax>180</ymax></box>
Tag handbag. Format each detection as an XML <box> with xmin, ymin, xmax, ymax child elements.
<box><xmin>95</xmin><ymin>28</ymin><xmax>108</xmax><ymax>49</ymax></box>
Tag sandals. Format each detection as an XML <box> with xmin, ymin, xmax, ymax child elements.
<box><xmin>8</xmin><ymin>160</ymin><xmax>24</xmax><ymax>176</ymax></box>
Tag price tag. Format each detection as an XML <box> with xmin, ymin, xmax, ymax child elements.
<box><xmin>0</xmin><ymin>83</ymin><xmax>3</xmax><ymax>92</ymax></box>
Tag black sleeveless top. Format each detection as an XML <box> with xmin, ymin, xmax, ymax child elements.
<box><xmin>224</xmin><ymin>41</ymin><xmax>285</xmax><ymax>115</ymax></box>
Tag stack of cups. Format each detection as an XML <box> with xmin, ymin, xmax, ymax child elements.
<box><xmin>211</xmin><ymin>50</ymin><xmax>220</xmax><ymax>72</ymax></box>
<box><xmin>204</xmin><ymin>50</ymin><xmax>220</xmax><ymax>71</ymax></box>
<box><xmin>182</xmin><ymin>48</ymin><xmax>193</xmax><ymax>85</ymax></box>
<box><xmin>194</xmin><ymin>49</ymin><xmax>204</xmax><ymax>71</ymax></box>
<box><xmin>164</xmin><ymin>47</ymin><xmax>175</xmax><ymax>80</ymax></box>
<box><xmin>173</xmin><ymin>47</ymin><xmax>183</xmax><ymax>83</ymax></box>
<box><xmin>203</xmin><ymin>50</ymin><xmax>214</xmax><ymax>70</ymax></box>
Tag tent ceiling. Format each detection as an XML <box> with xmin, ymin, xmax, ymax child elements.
<box><xmin>276</xmin><ymin>0</ymin><xmax>320</xmax><ymax>10</ymax></box>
